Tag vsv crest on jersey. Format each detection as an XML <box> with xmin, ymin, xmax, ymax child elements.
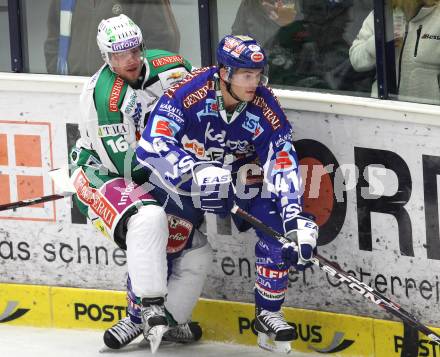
<box><xmin>151</xmin><ymin>115</ymin><xmax>181</xmax><ymax>138</ymax></box>
<box><xmin>166</xmin><ymin>215</ymin><xmax>193</xmax><ymax>254</ymax></box>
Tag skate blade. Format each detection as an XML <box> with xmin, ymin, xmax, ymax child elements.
<box><xmin>257</xmin><ymin>332</ymin><xmax>292</xmax><ymax>354</ymax></box>
<box><xmin>147</xmin><ymin>325</ymin><xmax>169</xmax><ymax>354</ymax></box>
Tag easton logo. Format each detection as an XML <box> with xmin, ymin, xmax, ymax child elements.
<box><xmin>0</xmin><ymin>301</ymin><xmax>30</xmax><ymax>323</ymax></box>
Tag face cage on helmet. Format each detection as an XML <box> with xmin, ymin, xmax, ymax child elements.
<box><xmin>224</xmin><ymin>66</ymin><xmax>269</xmax><ymax>87</ymax></box>
<box><xmin>101</xmin><ymin>42</ymin><xmax>145</xmax><ymax>71</ymax></box>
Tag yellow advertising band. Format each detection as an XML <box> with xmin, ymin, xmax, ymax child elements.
<box><xmin>0</xmin><ymin>283</ymin><xmax>438</xmax><ymax>356</ymax></box>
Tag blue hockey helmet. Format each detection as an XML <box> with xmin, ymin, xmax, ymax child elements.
<box><xmin>217</xmin><ymin>35</ymin><xmax>268</xmax><ymax>86</ymax></box>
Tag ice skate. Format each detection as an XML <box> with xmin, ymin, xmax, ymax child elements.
<box><xmin>141</xmin><ymin>297</ymin><xmax>169</xmax><ymax>354</ymax></box>
<box><xmin>102</xmin><ymin>316</ymin><xmax>143</xmax><ymax>349</ymax></box>
<box><xmin>163</xmin><ymin>321</ymin><xmax>202</xmax><ymax>343</ymax></box>
<box><xmin>255</xmin><ymin>308</ymin><xmax>296</xmax><ymax>354</ymax></box>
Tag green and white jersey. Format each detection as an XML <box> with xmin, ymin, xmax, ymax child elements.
<box><xmin>76</xmin><ymin>49</ymin><xmax>192</xmax><ymax>183</ymax></box>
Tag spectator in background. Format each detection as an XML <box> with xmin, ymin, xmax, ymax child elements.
<box><xmin>232</xmin><ymin>0</ymin><xmax>374</xmax><ymax>92</ymax></box>
<box><xmin>232</xmin><ymin>0</ymin><xmax>301</xmax><ymax>51</ymax></box>
<box><xmin>44</xmin><ymin>0</ymin><xmax>180</xmax><ymax>76</ymax></box>
<box><xmin>349</xmin><ymin>0</ymin><xmax>440</xmax><ymax>104</ymax></box>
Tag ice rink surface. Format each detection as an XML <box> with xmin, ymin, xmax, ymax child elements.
<box><xmin>0</xmin><ymin>325</ymin><xmax>320</xmax><ymax>357</ymax></box>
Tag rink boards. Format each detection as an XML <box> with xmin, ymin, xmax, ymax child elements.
<box><xmin>0</xmin><ymin>282</ymin><xmax>438</xmax><ymax>357</ymax></box>
<box><xmin>2</xmin><ymin>75</ymin><xmax>440</xmax><ymax>356</ymax></box>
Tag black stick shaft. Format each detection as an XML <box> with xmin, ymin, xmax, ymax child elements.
<box><xmin>0</xmin><ymin>194</ymin><xmax>65</xmax><ymax>211</ymax></box>
<box><xmin>231</xmin><ymin>204</ymin><xmax>440</xmax><ymax>345</ymax></box>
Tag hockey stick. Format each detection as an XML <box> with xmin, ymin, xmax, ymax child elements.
<box><xmin>0</xmin><ymin>167</ymin><xmax>76</xmax><ymax>212</ymax></box>
<box><xmin>230</xmin><ymin>204</ymin><xmax>440</xmax><ymax>345</ymax></box>
<box><xmin>0</xmin><ymin>194</ymin><xmax>65</xmax><ymax>212</ymax></box>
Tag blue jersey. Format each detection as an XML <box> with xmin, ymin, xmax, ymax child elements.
<box><xmin>136</xmin><ymin>66</ymin><xmax>302</xmax><ymax>222</ymax></box>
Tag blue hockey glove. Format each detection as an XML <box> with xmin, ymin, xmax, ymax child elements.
<box><xmin>194</xmin><ymin>164</ymin><xmax>234</xmax><ymax>217</ymax></box>
<box><xmin>281</xmin><ymin>212</ymin><xmax>318</xmax><ymax>270</ymax></box>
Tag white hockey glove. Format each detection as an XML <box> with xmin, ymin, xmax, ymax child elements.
<box><xmin>193</xmin><ymin>163</ymin><xmax>234</xmax><ymax>217</ymax></box>
<box><xmin>281</xmin><ymin>212</ymin><xmax>318</xmax><ymax>270</ymax></box>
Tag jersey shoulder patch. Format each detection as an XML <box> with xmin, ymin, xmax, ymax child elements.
<box><xmin>164</xmin><ymin>66</ymin><xmax>214</xmax><ymax>100</ymax></box>
<box><xmin>145</xmin><ymin>49</ymin><xmax>192</xmax><ymax>78</ymax></box>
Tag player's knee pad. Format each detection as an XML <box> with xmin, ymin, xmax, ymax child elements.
<box><xmin>126</xmin><ymin>205</ymin><xmax>168</xmax><ymax>245</ymax></box>
<box><xmin>131</xmin><ymin>204</ymin><xmax>167</xmax><ymax>229</ymax></box>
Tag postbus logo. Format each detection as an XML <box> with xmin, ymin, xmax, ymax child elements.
<box><xmin>0</xmin><ymin>301</ymin><xmax>30</xmax><ymax>323</ymax></box>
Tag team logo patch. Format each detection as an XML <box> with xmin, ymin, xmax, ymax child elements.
<box><xmin>150</xmin><ymin>115</ymin><xmax>181</xmax><ymax>138</ymax></box>
<box><xmin>166</xmin><ymin>215</ymin><xmax>193</xmax><ymax>254</ymax></box>
<box><xmin>251</xmin><ymin>52</ymin><xmax>264</xmax><ymax>63</ymax></box>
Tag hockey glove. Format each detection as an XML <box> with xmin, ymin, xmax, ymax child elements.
<box><xmin>194</xmin><ymin>164</ymin><xmax>234</xmax><ymax>217</ymax></box>
<box><xmin>281</xmin><ymin>212</ymin><xmax>318</xmax><ymax>270</ymax></box>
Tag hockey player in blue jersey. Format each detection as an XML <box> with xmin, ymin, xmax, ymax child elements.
<box><xmin>136</xmin><ymin>34</ymin><xmax>318</xmax><ymax>354</ymax></box>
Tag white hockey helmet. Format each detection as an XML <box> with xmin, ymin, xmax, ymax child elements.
<box><xmin>96</xmin><ymin>14</ymin><xmax>144</xmax><ymax>68</ymax></box>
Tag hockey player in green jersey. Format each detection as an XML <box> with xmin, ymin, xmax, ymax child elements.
<box><xmin>69</xmin><ymin>14</ymin><xmax>211</xmax><ymax>353</ymax></box>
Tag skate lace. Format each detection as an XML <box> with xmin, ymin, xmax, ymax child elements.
<box><xmin>165</xmin><ymin>324</ymin><xmax>193</xmax><ymax>341</ymax></box>
<box><xmin>261</xmin><ymin>311</ymin><xmax>291</xmax><ymax>332</ymax></box>
<box><xmin>109</xmin><ymin>317</ymin><xmax>142</xmax><ymax>344</ymax></box>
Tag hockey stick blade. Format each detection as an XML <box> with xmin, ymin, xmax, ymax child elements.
<box><xmin>230</xmin><ymin>204</ymin><xmax>440</xmax><ymax>345</ymax></box>
<box><xmin>0</xmin><ymin>194</ymin><xmax>66</xmax><ymax>212</ymax></box>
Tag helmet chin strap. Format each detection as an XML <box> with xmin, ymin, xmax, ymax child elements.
<box><xmin>225</xmin><ymin>81</ymin><xmax>244</xmax><ymax>103</ymax></box>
